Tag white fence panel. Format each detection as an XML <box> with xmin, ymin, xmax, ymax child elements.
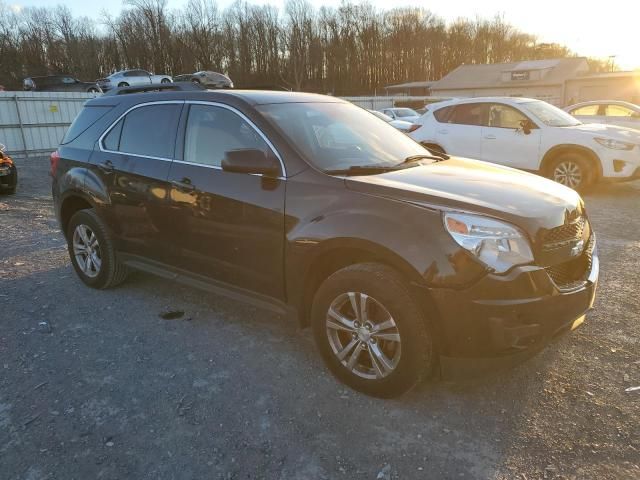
<box><xmin>0</xmin><ymin>91</ymin><xmax>97</xmax><ymax>157</ymax></box>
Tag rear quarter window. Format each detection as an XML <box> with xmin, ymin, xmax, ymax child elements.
<box><xmin>433</xmin><ymin>106</ymin><xmax>453</xmax><ymax>123</ymax></box>
<box><xmin>61</xmin><ymin>105</ymin><xmax>114</xmax><ymax>144</ymax></box>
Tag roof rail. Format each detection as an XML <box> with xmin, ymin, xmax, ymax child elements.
<box><xmin>103</xmin><ymin>83</ymin><xmax>205</xmax><ymax>96</ymax></box>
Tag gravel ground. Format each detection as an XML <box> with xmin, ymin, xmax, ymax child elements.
<box><xmin>1</xmin><ymin>157</ymin><xmax>639</xmax><ymax>480</ymax></box>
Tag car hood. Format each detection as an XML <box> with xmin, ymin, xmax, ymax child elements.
<box><xmin>345</xmin><ymin>157</ymin><xmax>584</xmax><ymax>238</ymax></box>
<box><xmin>565</xmin><ymin>123</ymin><xmax>640</xmax><ymax>143</ymax></box>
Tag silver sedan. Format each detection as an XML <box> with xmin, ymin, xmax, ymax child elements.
<box><xmin>97</xmin><ymin>69</ymin><xmax>172</xmax><ymax>91</ymax></box>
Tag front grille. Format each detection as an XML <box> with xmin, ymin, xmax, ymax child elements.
<box><xmin>545</xmin><ymin>235</ymin><xmax>594</xmax><ymax>289</ymax></box>
<box><xmin>542</xmin><ymin>216</ymin><xmax>586</xmax><ymax>251</ymax></box>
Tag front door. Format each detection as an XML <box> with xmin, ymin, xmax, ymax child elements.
<box><xmin>480</xmin><ymin>103</ymin><xmax>541</xmax><ymax>170</ymax></box>
<box><xmin>166</xmin><ymin>103</ymin><xmax>286</xmax><ymax>300</ymax></box>
<box><xmin>95</xmin><ymin>102</ymin><xmax>183</xmax><ymax>261</ymax></box>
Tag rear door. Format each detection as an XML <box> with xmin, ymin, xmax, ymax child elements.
<box><xmin>166</xmin><ymin>102</ymin><xmax>286</xmax><ymax>299</ymax></box>
<box><xmin>434</xmin><ymin>103</ymin><xmax>485</xmax><ymax>159</ymax></box>
<box><xmin>95</xmin><ymin>101</ymin><xmax>183</xmax><ymax>261</ymax></box>
<box><xmin>480</xmin><ymin>103</ymin><xmax>541</xmax><ymax>169</ymax></box>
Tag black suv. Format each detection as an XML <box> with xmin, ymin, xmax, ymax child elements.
<box><xmin>23</xmin><ymin>75</ymin><xmax>101</xmax><ymax>93</ymax></box>
<box><xmin>51</xmin><ymin>85</ymin><xmax>599</xmax><ymax>397</ymax></box>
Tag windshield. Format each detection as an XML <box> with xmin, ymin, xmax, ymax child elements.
<box><xmin>258</xmin><ymin>102</ymin><xmax>430</xmax><ymax>172</ymax></box>
<box><xmin>521</xmin><ymin>100</ymin><xmax>581</xmax><ymax>127</ymax></box>
<box><xmin>393</xmin><ymin>108</ymin><xmax>418</xmax><ymax>118</ymax></box>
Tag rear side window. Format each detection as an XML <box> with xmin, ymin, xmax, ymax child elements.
<box><xmin>103</xmin><ymin>119</ymin><xmax>123</xmax><ymax>151</ymax></box>
<box><xmin>448</xmin><ymin>103</ymin><xmax>486</xmax><ymax>126</ymax></box>
<box><xmin>61</xmin><ymin>105</ymin><xmax>113</xmax><ymax>144</ymax></box>
<box><xmin>433</xmin><ymin>106</ymin><xmax>453</xmax><ymax>122</ymax></box>
<box><xmin>118</xmin><ymin>104</ymin><xmax>181</xmax><ymax>158</ymax></box>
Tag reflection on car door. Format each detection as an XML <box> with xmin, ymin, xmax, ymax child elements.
<box><xmin>435</xmin><ymin>103</ymin><xmax>485</xmax><ymax>159</ymax></box>
<box><xmin>480</xmin><ymin>103</ymin><xmax>541</xmax><ymax>169</ymax></box>
<box><xmin>166</xmin><ymin>103</ymin><xmax>286</xmax><ymax>300</ymax></box>
<box><xmin>96</xmin><ymin>102</ymin><xmax>183</xmax><ymax>261</ymax></box>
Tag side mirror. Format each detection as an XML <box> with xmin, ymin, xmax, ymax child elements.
<box><xmin>519</xmin><ymin>119</ymin><xmax>534</xmax><ymax>135</ymax></box>
<box><xmin>222</xmin><ymin>149</ymin><xmax>280</xmax><ymax>177</ymax></box>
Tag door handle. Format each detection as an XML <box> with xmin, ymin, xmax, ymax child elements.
<box><xmin>98</xmin><ymin>160</ymin><xmax>115</xmax><ymax>173</ymax></box>
<box><xmin>484</xmin><ymin>135</ymin><xmax>497</xmax><ymax>140</ymax></box>
<box><xmin>171</xmin><ymin>178</ymin><xmax>195</xmax><ymax>192</ymax></box>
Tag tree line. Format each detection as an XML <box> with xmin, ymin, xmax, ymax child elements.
<box><xmin>0</xmin><ymin>0</ymin><xmax>613</xmax><ymax>94</ymax></box>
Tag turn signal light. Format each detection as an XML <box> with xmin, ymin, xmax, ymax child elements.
<box><xmin>50</xmin><ymin>150</ymin><xmax>60</xmax><ymax>177</ymax></box>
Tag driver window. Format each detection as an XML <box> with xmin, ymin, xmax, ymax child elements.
<box><xmin>487</xmin><ymin>104</ymin><xmax>529</xmax><ymax>129</ymax></box>
<box><xmin>605</xmin><ymin>105</ymin><xmax>634</xmax><ymax>117</ymax></box>
<box><xmin>184</xmin><ymin>104</ymin><xmax>270</xmax><ymax>168</ymax></box>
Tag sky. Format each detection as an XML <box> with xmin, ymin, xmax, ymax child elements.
<box><xmin>7</xmin><ymin>0</ymin><xmax>640</xmax><ymax>70</ymax></box>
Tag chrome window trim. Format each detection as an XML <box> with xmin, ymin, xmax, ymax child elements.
<box><xmin>98</xmin><ymin>99</ymin><xmax>287</xmax><ymax>177</ymax></box>
<box><xmin>98</xmin><ymin>100</ymin><xmax>184</xmax><ymax>162</ymax></box>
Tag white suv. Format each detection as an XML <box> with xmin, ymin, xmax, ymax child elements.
<box><xmin>409</xmin><ymin>97</ymin><xmax>640</xmax><ymax>190</ymax></box>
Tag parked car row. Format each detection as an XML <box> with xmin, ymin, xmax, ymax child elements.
<box><xmin>23</xmin><ymin>70</ymin><xmax>234</xmax><ymax>93</ymax></box>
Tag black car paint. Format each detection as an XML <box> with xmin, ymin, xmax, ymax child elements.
<box><xmin>23</xmin><ymin>75</ymin><xmax>101</xmax><ymax>93</ymax></box>
<box><xmin>52</xmin><ymin>89</ymin><xmax>597</xmax><ymax>373</ymax></box>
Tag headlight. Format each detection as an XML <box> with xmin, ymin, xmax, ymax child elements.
<box><xmin>443</xmin><ymin>213</ymin><xmax>534</xmax><ymax>273</ymax></box>
<box><xmin>594</xmin><ymin>137</ymin><xmax>635</xmax><ymax>150</ymax></box>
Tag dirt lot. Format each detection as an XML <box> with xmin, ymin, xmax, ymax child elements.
<box><xmin>1</xmin><ymin>157</ymin><xmax>638</xmax><ymax>480</ymax></box>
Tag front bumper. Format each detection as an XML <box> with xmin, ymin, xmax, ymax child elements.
<box><xmin>426</xmin><ymin>237</ymin><xmax>599</xmax><ymax>379</ymax></box>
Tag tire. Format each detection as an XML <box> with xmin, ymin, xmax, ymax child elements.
<box><xmin>87</xmin><ymin>87</ymin><xmax>99</xmax><ymax>93</ymax></box>
<box><xmin>160</xmin><ymin>78</ymin><xmax>171</xmax><ymax>84</ymax></box>
<box><xmin>117</xmin><ymin>82</ymin><xmax>129</xmax><ymax>88</ymax></box>
<box><xmin>191</xmin><ymin>78</ymin><xmax>201</xmax><ymax>84</ymax></box>
<box><xmin>66</xmin><ymin>209</ymin><xmax>128</xmax><ymax>289</ymax></box>
<box><xmin>547</xmin><ymin>152</ymin><xmax>593</xmax><ymax>191</ymax></box>
<box><xmin>311</xmin><ymin>263</ymin><xmax>434</xmax><ymax>398</ymax></box>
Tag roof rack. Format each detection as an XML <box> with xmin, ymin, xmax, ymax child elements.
<box><xmin>103</xmin><ymin>82</ymin><xmax>206</xmax><ymax>96</ymax></box>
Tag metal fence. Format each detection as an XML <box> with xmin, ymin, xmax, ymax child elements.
<box><xmin>0</xmin><ymin>91</ymin><xmax>97</xmax><ymax>158</ymax></box>
<box><xmin>0</xmin><ymin>92</ymin><xmax>444</xmax><ymax>157</ymax></box>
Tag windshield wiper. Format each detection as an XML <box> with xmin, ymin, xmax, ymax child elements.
<box><xmin>324</xmin><ymin>164</ymin><xmax>413</xmax><ymax>176</ymax></box>
<box><xmin>401</xmin><ymin>153</ymin><xmax>449</xmax><ymax>164</ymax></box>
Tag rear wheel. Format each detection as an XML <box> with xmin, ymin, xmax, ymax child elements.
<box><xmin>160</xmin><ymin>78</ymin><xmax>171</xmax><ymax>84</ymax></box>
<box><xmin>87</xmin><ymin>87</ymin><xmax>99</xmax><ymax>93</ymax></box>
<box><xmin>117</xmin><ymin>82</ymin><xmax>129</xmax><ymax>88</ymax></box>
<box><xmin>311</xmin><ymin>263</ymin><xmax>434</xmax><ymax>398</ymax></box>
<box><xmin>67</xmin><ymin>209</ymin><xmax>128</xmax><ymax>289</ymax></box>
<box><xmin>548</xmin><ymin>153</ymin><xmax>593</xmax><ymax>191</ymax></box>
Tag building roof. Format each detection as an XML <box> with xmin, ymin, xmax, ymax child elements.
<box><xmin>431</xmin><ymin>57</ymin><xmax>589</xmax><ymax>91</ymax></box>
<box><xmin>384</xmin><ymin>81</ymin><xmax>436</xmax><ymax>90</ymax></box>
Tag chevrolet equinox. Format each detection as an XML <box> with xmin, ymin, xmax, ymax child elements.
<box><xmin>51</xmin><ymin>85</ymin><xmax>599</xmax><ymax>397</ymax></box>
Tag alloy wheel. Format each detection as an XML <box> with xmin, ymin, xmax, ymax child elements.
<box><xmin>325</xmin><ymin>292</ymin><xmax>401</xmax><ymax>379</ymax></box>
<box><xmin>553</xmin><ymin>161</ymin><xmax>583</xmax><ymax>188</ymax></box>
<box><xmin>72</xmin><ymin>224</ymin><xmax>102</xmax><ymax>278</ymax></box>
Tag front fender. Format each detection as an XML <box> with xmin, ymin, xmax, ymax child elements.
<box><xmin>284</xmin><ymin>171</ymin><xmax>487</xmax><ymax>308</ymax></box>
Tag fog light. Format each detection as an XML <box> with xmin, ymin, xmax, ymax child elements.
<box><xmin>613</xmin><ymin>159</ymin><xmax>626</xmax><ymax>173</ymax></box>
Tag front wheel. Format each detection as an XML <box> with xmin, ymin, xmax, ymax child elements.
<box><xmin>311</xmin><ymin>263</ymin><xmax>434</xmax><ymax>398</ymax></box>
<box><xmin>67</xmin><ymin>209</ymin><xmax>128</xmax><ymax>289</ymax></box>
<box><xmin>87</xmin><ymin>87</ymin><xmax>99</xmax><ymax>93</ymax></box>
<box><xmin>160</xmin><ymin>78</ymin><xmax>171</xmax><ymax>84</ymax></box>
<box><xmin>548</xmin><ymin>153</ymin><xmax>593</xmax><ymax>191</ymax></box>
<box><xmin>117</xmin><ymin>82</ymin><xmax>129</xmax><ymax>88</ymax></box>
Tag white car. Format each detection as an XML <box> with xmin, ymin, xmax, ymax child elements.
<box><xmin>97</xmin><ymin>69</ymin><xmax>172</xmax><ymax>91</ymax></box>
<box><xmin>368</xmin><ymin>110</ymin><xmax>413</xmax><ymax>132</ymax></box>
<box><xmin>409</xmin><ymin>97</ymin><xmax>640</xmax><ymax>189</ymax></box>
<box><xmin>564</xmin><ymin>101</ymin><xmax>640</xmax><ymax>131</ymax></box>
<box><xmin>381</xmin><ymin>107</ymin><xmax>420</xmax><ymax>124</ymax></box>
